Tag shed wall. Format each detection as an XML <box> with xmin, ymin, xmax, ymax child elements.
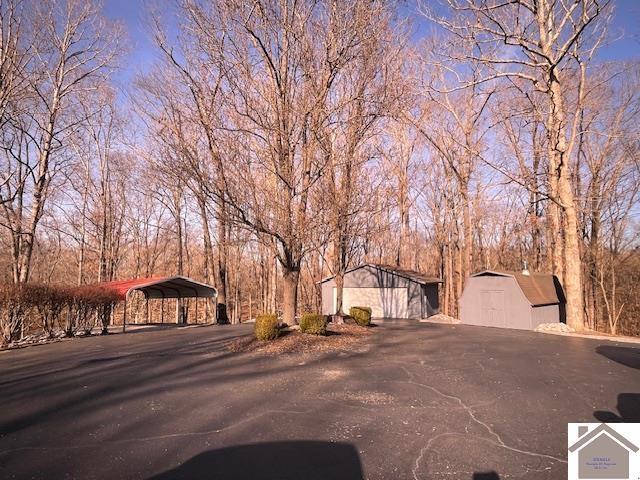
<box><xmin>531</xmin><ymin>304</ymin><xmax>560</xmax><ymax>329</ymax></box>
<box><xmin>459</xmin><ymin>276</ymin><xmax>532</xmax><ymax>329</ymax></box>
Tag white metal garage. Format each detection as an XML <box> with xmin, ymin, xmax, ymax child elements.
<box><xmin>320</xmin><ymin>264</ymin><xmax>442</xmax><ymax>319</ymax></box>
<box><xmin>333</xmin><ymin>287</ymin><xmax>408</xmax><ymax>318</ymax></box>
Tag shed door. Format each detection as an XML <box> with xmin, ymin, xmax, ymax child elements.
<box><xmin>480</xmin><ymin>290</ymin><xmax>505</xmax><ymax>327</ymax></box>
<box><xmin>334</xmin><ymin>287</ymin><xmax>408</xmax><ymax>318</ymax></box>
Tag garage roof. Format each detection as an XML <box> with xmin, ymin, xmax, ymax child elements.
<box><xmin>472</xmin><ymin>271</ymin><xmax>563</xmax><ymax>306</ymax></box>
<box><xmin>86</xmin><ymin>276</ymin><xmax>218</xmax><ymax>300</ymax></box>
<box><xmin>320</xmin><ymin>263</ymin><xmax>442</xmax><ymax>285</ymax></box>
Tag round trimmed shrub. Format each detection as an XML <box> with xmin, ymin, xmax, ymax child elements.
<box><xmin>349</xmin><ymin>306</ymin><xmax>372</xmax><ymax>326</ymax></box>
<box><xmin>255</xmin><ymin>314</ymin><xmax>279</xmax><ymax>340</ymax></box>
<box><xmin>299</xmin><ymin>313</ymin><xmax>327</xmax><ymax>335</ymax></box>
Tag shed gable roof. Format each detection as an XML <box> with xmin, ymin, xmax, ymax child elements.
<box><xmin>472</xmin><ymin>270</ymin><xmax>562</xmax><ymax>306</ymax></box>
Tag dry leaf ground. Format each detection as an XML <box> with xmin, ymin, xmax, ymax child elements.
<box><xmin>227</xmin><ymin>323</ymin><xmax>375</xmax><ymax>355</ymax></box>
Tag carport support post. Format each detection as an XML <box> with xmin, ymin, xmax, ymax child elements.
<box><xmin>122</xmin><ymin>294</ymin><xmax>127</xmax><ymax>333</ymax></box>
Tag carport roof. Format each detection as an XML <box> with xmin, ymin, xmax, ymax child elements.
<box><xmin>472</xmin><ymin>270</ymin><xmax>562</xmax><ymax>306</ymax></box>
<box><xmin>87</xmin><ymin>276</ymin><xmax>217</xmax><ymax>300</ymax></box>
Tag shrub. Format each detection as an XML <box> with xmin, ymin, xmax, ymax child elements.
<box><xmin>349</xmin><ymin>306</ymin><xmax>372</xmax><ymax>326</ymax></box>
<box><xmin>67</xmin><ymin>286</ymin><xmax>119</xmax><ymax>336</ymax></box>
<box><xmin>30</xmin><ymin>284</ymin><xmax>67</xmax><ymax>338</ymax></box>
<box><xmin>0</xmin><ymin>283</ymin><xmax>31</xmax><ymax>345</ymax></box>
<box><xmin>255</xmin><ymin>314</ymin><xmax>279</xmax><ymax>341</ymax></box>
<box><xmin>299</xmin><ymin>313</ymin><xmax>327</xmax><ymax>335</ymax></box>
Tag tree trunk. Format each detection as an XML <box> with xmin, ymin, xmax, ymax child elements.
<box><xmin>197</xmin><ymin>196</ymin><xmax>216</xmax><ymax>322</ymax></box>
<box><xmin>546</xmin><ymin>196</ymin><xmax>563</xmax><ymax>281</ymax></box>
<box><xmin>561</xmin><ymin>192</ymin><xmax>585</xmax><ymax>331</ymax></box>
<box><xmin>335</xmin><ymin>272</ymin><xmax>344</xmax><ymax>315</ymax></box>
<box><xmin>397</xmin><ymin>184</ymin><xmax>409</xmax><ymax>268</ymax></box>
<box><xmin>549</xmin><ymin>75</ymin><xmax>584</xmax><ymax>330</ymax></box>
<box><xmin>270</xmin><ymin>256</ymin><xmax>277</xmax><ymax>313</ymax></box>
<box><xmin>529</xmin><ymin>194</ymin><xmax>542</xmax><ymax>270</ymax></box>
<box><xmin>281</xmin><ymin>267</ymin><xmax>299</xmax><ymax>326</ymax></box>
<box><xmin>176</xmin><ymin>212</ymin><xmax>183</xmax><ymax>275</ymax></box>
<box><xmin>461</xmin><ymin>185</ymin><xmax>472</xmax><ymax>281</ymax></box>
<box><xmin>215</xmin><ymin>203</ymin><xmax>229</xmax><ymax>324</ymax></box>
<box><xmin>17</xmin><ymin>87</ymin><xmax>60</xmax><ymax>284</ymax></box>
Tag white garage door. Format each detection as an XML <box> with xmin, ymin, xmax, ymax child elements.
<box><xmin>334</xmin><ymin>287</ymin><xmax>408</xmax><ymax>318</ymax></box>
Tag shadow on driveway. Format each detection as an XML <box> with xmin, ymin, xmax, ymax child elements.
<box><xmin>473</xmin><ymin>473</ymin><xmax>500</xmax><ymax>480</ymax></box>
<box><xmin>595</xmin><ymin>345</ymin><xmax>640</xmax><ymax>370</ymax></box>
<box><xmin>594</xmin><ymin>393</ymin><xmax>640</xmax><ymax>422</ymax></box>
<box><xmin>147</xmin><ymin>441</ymin><xmax>363</xmax><ymax>480</ymax></box>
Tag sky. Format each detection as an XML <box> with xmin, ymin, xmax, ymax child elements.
<box><xmin>104</xmin><ymin>0</ymin><xmax>640</xmax><ymax>89</ymax></box>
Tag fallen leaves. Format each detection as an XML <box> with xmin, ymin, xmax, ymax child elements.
<box><xmin>227</xmin><ymin>323</ymin><xmax>375</xmax><ymax>355</ymax></box>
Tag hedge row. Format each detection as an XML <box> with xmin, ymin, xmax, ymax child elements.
<box><xmin>0</xmin><ymin>283</ymin><xmax>120</xmax><ymax>346</ymax></box>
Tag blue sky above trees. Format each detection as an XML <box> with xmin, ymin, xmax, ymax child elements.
<box><xmin>104</xmin><ymin>0</ymin><xmax>639</xmax><ymax>89</ymax></box>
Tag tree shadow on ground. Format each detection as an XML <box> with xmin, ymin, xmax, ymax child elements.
<box><xmin>118</xmin><ymin>324</ymin><xmax>214</xmax><ymax>334</ymax></box>
<box><xmin>146</xmin><ymin>441</ymin><xmax>363</xmax><ymax>480</ymax></box>
<box><xmin>594</xmin><ymin>393</ymin><xmax>640</xmax><ymax>422</ymax></box>
<box><xmin>596</xmin><ymin>345</ymin><xmax>640</xmax><ymax>370</ymax></box>
<box><xmin>473</xmin><ymin>473</ymin><xmax>500</xmax><ymax>480</ymax></box>
<box><xmin>0</xmin><ymin>324</ymin><xmax>372</xmax><ymax>438</ymax></box>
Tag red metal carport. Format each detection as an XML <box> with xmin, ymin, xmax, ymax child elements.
<box><xmin>93</xmin><ymin>276</ymin><xmax>218</xmax><ymax>332</ymax></box>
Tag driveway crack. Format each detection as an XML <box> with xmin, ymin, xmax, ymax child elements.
<box><xmin>398</xmin><ymin>365</ymin><xmax>566</xmax><ymax>479</ymax></box>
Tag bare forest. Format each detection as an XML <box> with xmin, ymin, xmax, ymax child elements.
<box><xmin>1</xmin><ymin>0</ymin><xmax>639</xmax><ymax>339</ymax></box>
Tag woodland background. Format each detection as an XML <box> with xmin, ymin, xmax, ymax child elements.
<box><xmin>1</xmin><ymin>0</ymin><xmax>638</xmax><ymax>336</ymax></box>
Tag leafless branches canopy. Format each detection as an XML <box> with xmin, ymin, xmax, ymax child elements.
<box><xmin>1</xmin><ymin>0</ymin><xmax>638</xmax><ymax>335</ymax></box>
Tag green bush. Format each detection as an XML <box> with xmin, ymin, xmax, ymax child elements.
<box><xmin>349</xmin><ymin>306</ymin><xmax>372</xmax><ymax>326</ymax></box>
<box><xmin>299</xmin><ymin>313</ymin><xmax>327</xmax><ymax>335</ymax></box>
<box><xmin>255</xmin><ymin>314</ymin><xmax>279</xmax><ymax>341</ymax></box>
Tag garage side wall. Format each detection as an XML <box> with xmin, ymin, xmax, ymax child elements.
<box><xmin>407</xmin><ymin>282</ymin><xmax>423</xmax><ymax>319</ymax></box>
<box><xmin>424</xmin><ymin>284</ymin><xmax>439</xmax><ymax>317</ymax></box>
<box><xmin>321</xmin><ymin>281</ymin><xmax>335</xmax><ymax>315</ymax></box>
<box><xmin>459</xmin><ymin>276</ymin><xmax>532</xmax><ymax>329</ymax></box>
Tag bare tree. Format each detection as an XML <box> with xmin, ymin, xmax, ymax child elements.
<box><xmin>0</xmin><ymin>0</ymin><xmax>638</xmax><ymax>339</ymax></box>
<box><xmin>144</xmin><ymin>0</ymin><xmax>401</xmax><ymax>325</ymax></box>
<box><xmin>320</xmin><ymin>1</ymin><xmax>403</xmax><ymax>316</ymax></box>
<box><xmin>0</xmin><ymin>0</ymin><xmax>30</xmax><ymax>133</ymax></box>
<box><xmin>425</xmin><ymin>0</ymin><xmax>612</xmax><ymax>330</ymax></box>
<box><xmin>0</xmin><ymin>0</ymin><xmax>120</xmax><ymax>283</ymax></box>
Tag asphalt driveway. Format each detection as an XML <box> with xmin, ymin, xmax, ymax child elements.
<box><xmin>0</xmin><ymin>322</ymin><xmax>638</xmax><ymax>479</ymax></box>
